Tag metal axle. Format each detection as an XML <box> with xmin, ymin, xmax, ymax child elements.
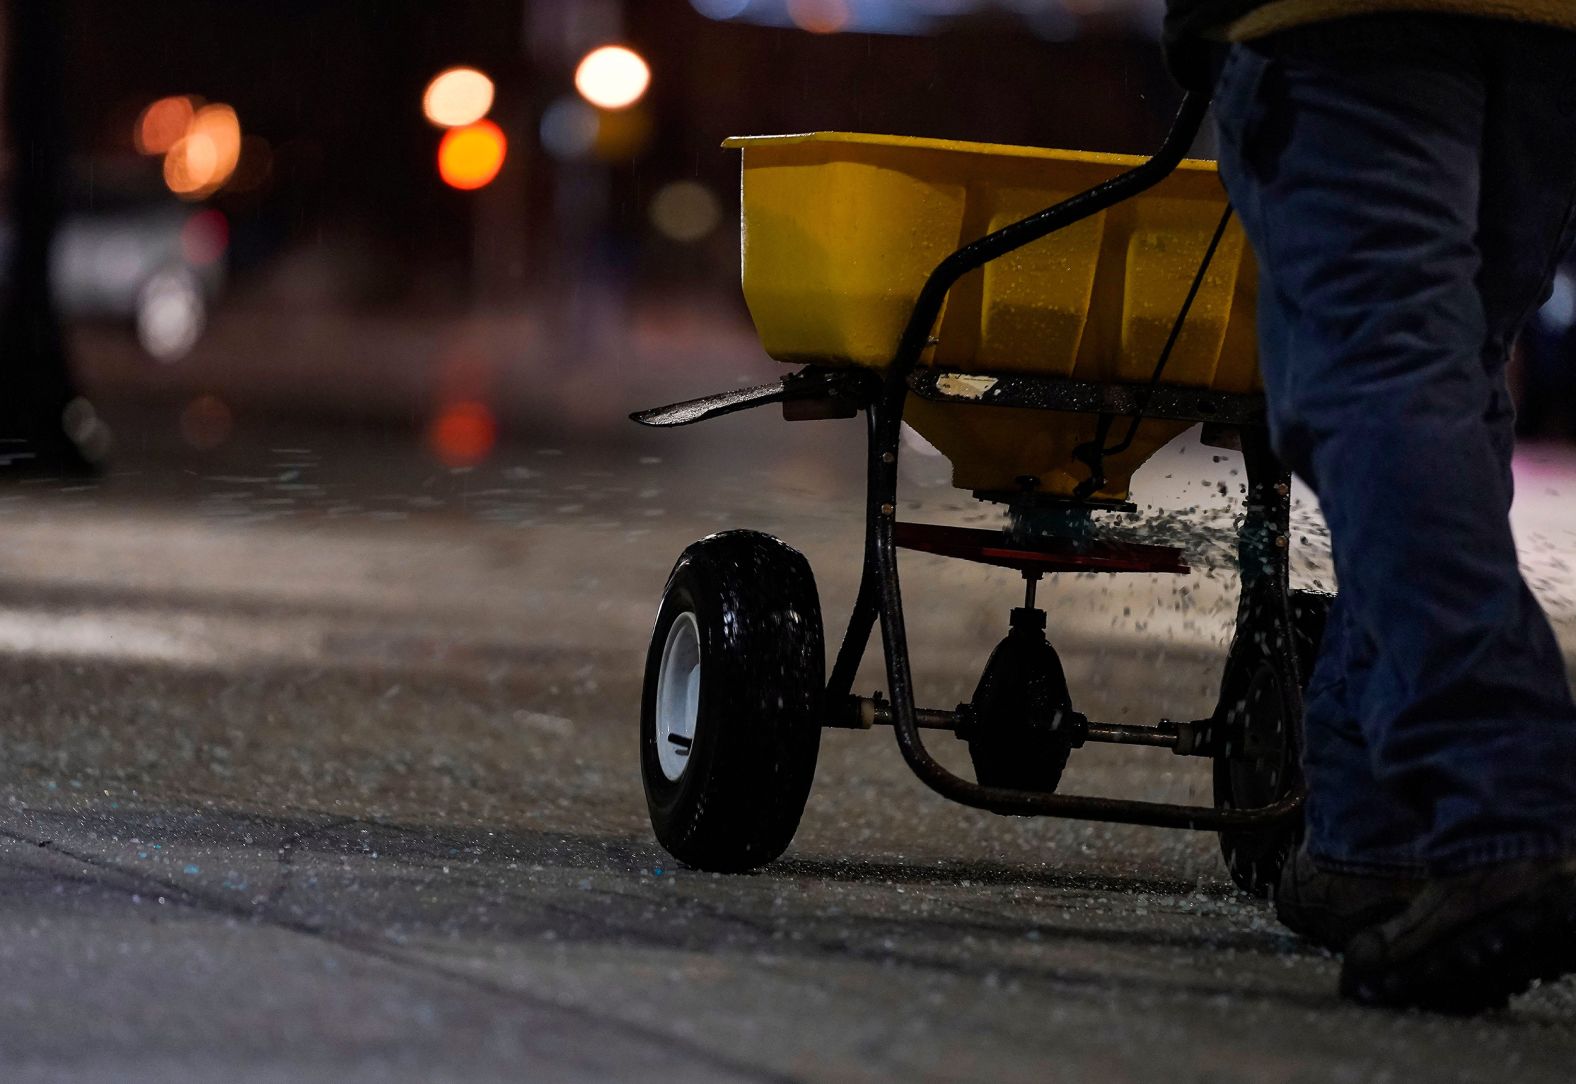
<box><xmin>831</xmin><ymin>696</ymin><xmax>1203</xmax><ymax>755</ymax></box>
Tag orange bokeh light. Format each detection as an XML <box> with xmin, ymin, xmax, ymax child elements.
<box><xmin>437</xmin><ymin>120</ymin><xmax>507</xmax><ymax>190</ymax></box>
<box><xmin>787</xmin><ymin>0</ymin><xmax>850</xmax><ymax>33</ymax></box>
<box><xmin>163</xmin><ymin>103</ymin><xmax>242</xmax><ymax>199</ymax></box>
<box><xmin>136</xmin><ymin>95</ymin><xmax>197</xmax><ymax>156</ymax></box>
<box><xmin>428</xmin><ymin>400</ymin><xmax>498</xmax><ymax>466</ymax></box>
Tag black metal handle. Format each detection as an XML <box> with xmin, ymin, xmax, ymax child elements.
<box><xmin>888</xmin><ymin>91</ymin><xmax>1212</xmax><ymax>376</ymax></box>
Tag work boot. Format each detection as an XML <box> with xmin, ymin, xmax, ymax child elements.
<box><xmin>1340</xmin><ymin>858</ymin><xmax>1576</xmax><ymax>1014</ymax></box>
<box><xmin>1274</xmin><ymin>847</ymin><xmax>1421</xmax><ymax>952</ymax></box>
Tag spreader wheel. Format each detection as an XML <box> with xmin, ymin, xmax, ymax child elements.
<box><xmin>640</xmin><ymin>531</ymin><xmax>824</xmax><ymax>873</ymax></box>
<box><xmin>1213</xmin><ymin>589</ymin><xmax>1332</xmax><ymax>896</ymax></box>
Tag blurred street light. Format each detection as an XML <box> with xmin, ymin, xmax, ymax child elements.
<box><xmin>540</xmin><ymin>95</ymin><xmax>652</xmax><ymax>163</ymax></box>
<box><xmin>591</xmin><ymin>106</ymin><xmax>653</xmax><ymax>161</ymax></box>
<box><xmin>787</xmin><ymin>0</ymin><xmax>850</xmax><ymax>33</ymax></box>
<box><xmin>428</xmin><ymin>399</ymin><xmax>498</xmax><ymax>466</ymax></box>
<box><xmin>135</xmin><ymin>96</ymin><xmax>196</xmax><ymax>155</ymax></box>
<box><xmin>422</xmin><ymin>67</ymin><xmax>495</xmax><ymax>128</ymax></box>
<box><xmin>540</xmin><ymin>96</ymin><xmax>601</xmax><ymax>160</ymax></box>
<box><xmin>437</xmin><ymin>119</ymin><xmax>508</xmax><ymax>190</ymax></box>
<box><xmin>135</xmin><ymin>95</ymin><xmax>251</xmax><ymax>200</ymax></box>
<box><xmin>163</xmin><ymin>103</ymin><xmax>242</xmax><ymax>200</ymax></box>
<box><xmin>686</xmin><ymin>0</ymin><xmax>1139</xmax><ymax>37</ymax></box>
<box><xmin>135</xmin><ymin>266</ymin><xmax>206</xmax><ymax>360</ymax></box>
<box><xmin>649</xmin><ymin>181</ymin><xmax>721</xmax><ymax>242</ymax></box>
<box><xmin>690</xmin><ymin>0</ymin><xmax>751</xmax><ymax>16</ymax></box>
<box><xmin>573</xmin><ymin>45</ymin><xmax>650</xmax><ymax>111</ymax></box>
<box><xmin>144</xmin><ymin>99</ymin><xmax>243</xmax><ymax>200</ymax></box>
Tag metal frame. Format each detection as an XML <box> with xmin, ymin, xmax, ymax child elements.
<box><xmin>636</xmin><ymin>92</ymin><xmax>1307</xmax><ymax>832</ymax></box>
<box><xmin>891</xmin><ymin>521</ymin><xmax>1190</xmax><ymax>576</ymax></box>
<box><xmin>630</xmin><ymin>366</ymin><xmax>877</xmax><ymax>428</ymax></box>
<box><xmin>908</xmin><ymin>368</ymin><xmax>1267</xmax><ymax>428</ymax></box>
<box><xmin>826</xmin><ymin>397</ymin><xmax>1302</xmax><ymax>830</ymax></box>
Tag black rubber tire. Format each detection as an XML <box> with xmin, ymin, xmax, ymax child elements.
<box><xmin>1213</xmin><ymin>589</ymin><xmax>1332</xmax><ymax>897</ymax></box>
<box><xmin>966</xmin><ymin>616</ymin><xmax>1075</xmax><ymax>795</ymax></box>
<box><xmin>640</xmin><ymin>531</ymin><xmax>824</xmax><ymax>873</ymax></box>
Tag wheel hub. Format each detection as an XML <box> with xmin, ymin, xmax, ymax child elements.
<box><xmin>655</xmin><ymin>611</ymin><xmax>702</xmax><ymax>781</ymax></box>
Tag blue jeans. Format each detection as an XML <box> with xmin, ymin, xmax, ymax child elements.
<box><xmin>1213</xmin><ymin>16</ymin><xmax>1576</xmax><ymax>875</ymax></box>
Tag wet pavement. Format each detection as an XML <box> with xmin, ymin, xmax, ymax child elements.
<box><xmin>2</xmin><ymin>408</ymin><xmax>1575</xmax><ymax>1083</ymax></box>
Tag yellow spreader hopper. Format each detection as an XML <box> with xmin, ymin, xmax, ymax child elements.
<box><xmin>632</xmin><ymin>96</ymin><xmax>1325</xmax><ymax>897</ymax></box>
<box><xmin>725</xmin><ymin>131</ymin><xmax>1260</xmax><ymax>500</ymax></box>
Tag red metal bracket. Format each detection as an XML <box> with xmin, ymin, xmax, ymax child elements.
<box><xmin>893</xmin><ymin>522</ymin><xmax>1189</xmax><ymax>575</ymax></box>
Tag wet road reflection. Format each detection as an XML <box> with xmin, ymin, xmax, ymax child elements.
<box><xmin>1</xmin><ymin>414</ymin><xmax>1574</xmax><ymax>1082</ymax></box>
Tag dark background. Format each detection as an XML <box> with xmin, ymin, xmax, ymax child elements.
<box><xmin>5</xmin><ymin>0</ymin><xmax>1573</xmax><ymax>464</ymax></box>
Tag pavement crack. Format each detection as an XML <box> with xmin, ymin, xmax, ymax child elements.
<box><xmin>0</xmin><ymin>812</ymin><xmax>802</xmax><ymax>1084</ymax></box>
<box><xmin>350</xmin><ymin>938</ymin><xmax>805</xmax><ymax>1084</ymax></box>
<box><xmin>261</xmin><ymin>814</ymin><xmax>357</xmax><ymax>915</ymax></box>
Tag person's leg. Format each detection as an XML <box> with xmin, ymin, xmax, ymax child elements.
<box><xmin>1253</xmin><ymin>257</ymin><xmax>1426</xmax><ymax>949</ymax></box>
<box><xmin>1253</xmin><ymin>276</ymin><xmax>1426</xmax><ymax>874</ymax></box>
<box><xmin>1343</xmin><ymin>26</ymin><xmax>1576</xmax><ymax>1008</ymax></box>
<box><xmin>1299</xmin><ymin>597</ymin><xmax>1426</xmax><ymax>871</ymax></box>
<box><xmin>1215</xmin><ymin>17</ymin><xmax>1576</xmax><ymax>871</ymax></box>
<box><xmin>1286</xmin><ymin>20</ymin><xmax>1576</xmax><ymax>874</ymax></box>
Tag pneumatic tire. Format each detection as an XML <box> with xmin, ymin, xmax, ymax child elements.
<box><xmin>1213</xmin><ymin>588</ymin><xmax>1332</xmax><ymax>897</ymax></box>
<box><xmin>640</xmin><ymin>531</ymin><xmax>824</xmax><ymax>872</ymax></box>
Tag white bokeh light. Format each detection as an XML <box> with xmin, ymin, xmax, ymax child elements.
<box><xmin>422</xmin><ymin>67</ymin><xmax>495</xmax><ymax>128</ymax></box>
<box><xmin>574</xmin><ymin>46</ymin><xmax>651</xmax><ymax>111</ymax></box>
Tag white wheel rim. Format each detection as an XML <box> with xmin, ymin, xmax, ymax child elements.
<box><xmin>655</xmin><ymin>611</ymin><xmax>702</xmax><ymax>782</ymax></box>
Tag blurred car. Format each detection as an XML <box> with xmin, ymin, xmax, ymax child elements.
<box><xmin>0</xmin><ymin>199</ymin><xmax>227</xmax><ymax>362</ymax></box>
